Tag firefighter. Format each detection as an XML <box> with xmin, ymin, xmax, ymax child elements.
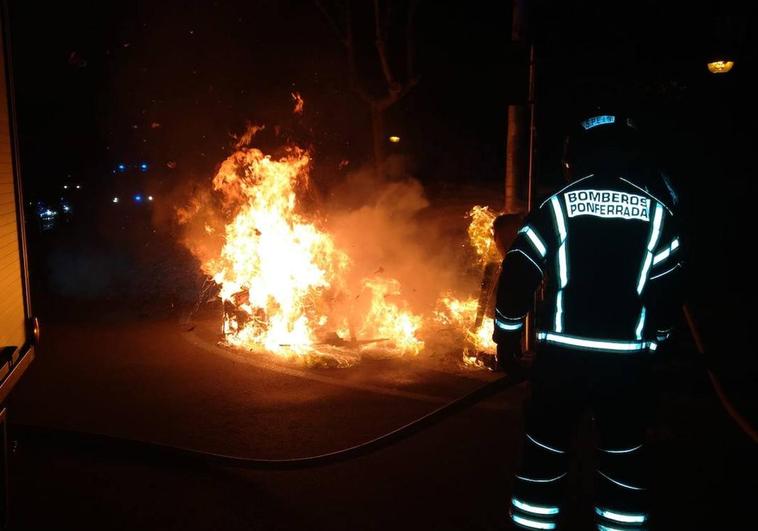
<box><xmin>494</xmin><ymin>110</ymin><xmax>683</xmax><ymax>530</ymax></box>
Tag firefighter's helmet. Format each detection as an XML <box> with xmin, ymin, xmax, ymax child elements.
<box><xmin>562</xmin><ymin>108</ymin><xmax>646</xmax><ymax>180</ymax></box>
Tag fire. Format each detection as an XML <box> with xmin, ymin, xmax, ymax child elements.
<box><xmin>467</xmin><ymin>205</ymin><xmax>499</xmax><ymax>265</ymax></box>
<box><xmin>431</xmin><ymin>205</ymin><xmax>503</xmax><ymax>367</ymax></box>
<box><xmin>291</xmin><ymin>92</ymin><xmax>304</xmax><ymax>114</ymax></box>
<box><xmin>195</xmin><ymin>129</ymin><xmax>423</xmax><ymax>358</ymax></box>
<box><xmin>434</xmin><ymin>295</ymin><xmax>497</xmax><ymax>361</ymax></box>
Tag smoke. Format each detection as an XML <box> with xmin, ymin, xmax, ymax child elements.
<box><xmin>325</xmin><ymin>156</ymin><xmax>467</xmax><ymax>315</ymax></box>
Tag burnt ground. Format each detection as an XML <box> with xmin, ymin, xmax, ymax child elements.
<box><xmin>6</xmin><ymin>186</ymin><xmax>758</xmax><ymax>531</ymax></box>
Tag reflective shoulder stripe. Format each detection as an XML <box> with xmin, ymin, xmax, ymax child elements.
<box><xmin>507</xmin><ymin>249</ymin><xmax>544</xmax><ymax>277</ymax></box>
<box><xmin>519</xmin><ymin>225</ymin><xmax>547</xmax><ymax>257</ymax></box>
<box><xmin>619</xmin><ymin>177</ymin><xmax>673</xmax><ymax>215</ymax></box>
<box><xmin>538</xmin><ymin>174</ymin><xmax>594</xmax><ymax>209</ymax></box>
<box><xmin>550</xmin><ymin>197</ymin><xmax>568</xmax><ymax>241</ymax></box>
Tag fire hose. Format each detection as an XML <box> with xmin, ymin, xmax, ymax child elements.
<box><xmin>10</xmin><ymin>373</ymin><xmax>522</xmax><ymax>470</ymax></box>
<box><xmin>9</xmin><ymin>305</ymin><xmax>755</xmax><ymax>471</ymax></box>
<box><xmin>682</xmin><ymin>305</ymin><xmax>758</xmax><ymax>444</ymax></box>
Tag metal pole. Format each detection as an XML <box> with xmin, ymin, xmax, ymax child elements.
<box><xmin>504</xmin><ymin>0</ymin><xmax>527</xmax><ymax>214</ymax></box>
<box><xmin>525</xmin><ymin>43</ymin><xmax>536</xmax><ymax>353</ymax></box>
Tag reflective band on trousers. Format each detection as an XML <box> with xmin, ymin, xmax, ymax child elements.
<box><xmin>496</xmin><ymin>319</ymin><xmax>523</xmax><ymax>331</ymax></box>
<box><xmin>598</xmin><ymin>525</ymin><xmax>647</xmax><ymax>531</ymax></box>
<box><xmin>512</xmin><ymin>498</ymin><xmax>560</xmax><ymax>516</ymax></box>
<box><xmin>512</xmin><ymin>514</ymin><xmax>557</xmax><ymax>530</ymax></box>
<box><xmin>595</xmin><ymin>508</ymin><xmax>647</xmax><ymax>524</ymax></box>
<box><xmin>554</xmin><ymin>291</ymin><xmax>564</xmax><ymax>333</ymax></box>
<box><xmin>520</xmin><ymin>226</ymin><xmax>547</xmax><ymax>257</ymax></box>
<box><xmin>537</xmin><ymin>332</ymin><xmax>655</xmax><ymax>352</ymax></box>
<box><xmin>527</xmin><ymin>433</ymin><xmax>565</xmax><ymax>454</ymax></box>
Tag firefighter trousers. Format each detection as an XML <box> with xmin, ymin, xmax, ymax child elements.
<box><xmin>509</xmin><ymin>345</ymin><xmax>653</xmax><ymax>530</ymax></box>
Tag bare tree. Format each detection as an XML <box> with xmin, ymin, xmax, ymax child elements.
<box><xmin>316</xmin><ymin>0</ymin><xmax>421</xmax><ymax>175</ymax></box>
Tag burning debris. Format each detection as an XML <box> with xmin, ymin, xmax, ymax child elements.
<box><xmin>179</xmin><ymin>122</ymin><xmax>502</xmax><ymax>366</ymax></box>
<box><xmin>180</xmin><ymin>128</ymin><xmax>423</xmax><ymax>359</ymax></box>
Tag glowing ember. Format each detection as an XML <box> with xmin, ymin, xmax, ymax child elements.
<box><xmin>292</xmin><ymin>92</ymin><xmax>304</xmax><ymax>114</ymax></box>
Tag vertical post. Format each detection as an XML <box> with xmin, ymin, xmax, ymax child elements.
<box><xmin>524</xmin><ymin>43</ymin><xmax>536</xmax><ymax>353</ymax></box>
<box><xmin>504</xmin><ymin>0</ymin><xmax>527</xmax><ymax>214</ymax></box>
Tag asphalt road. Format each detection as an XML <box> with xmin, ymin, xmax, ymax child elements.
<box><xmin>5</xmin><ymin>307</ymin><xmax>757</xmax><ymax>531</ymax></box>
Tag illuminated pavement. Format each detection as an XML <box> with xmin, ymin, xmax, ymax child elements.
<box><xmin>6</xmin><ymin>308</ymin><xmax>757</xmax><ymax>530</ymax></box>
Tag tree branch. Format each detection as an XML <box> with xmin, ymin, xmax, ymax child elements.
<box><xmin>345</xmin><ymin>0</ymin><xmax>374</xmax><ymax>104</ymax></box>
<box><xmin>314</xmin><ymin>0</ymin><xmax>348</xmax><ymax>47</ymax></box>
<box><xmin>373</xmin><ymin>0</ymin><xmax>399</xmax><ymax>93</ymax></box>
<box><xmin>406</xmin><ymin>0</ymin><xmax>420</xmax><ymax>80</ymax></box>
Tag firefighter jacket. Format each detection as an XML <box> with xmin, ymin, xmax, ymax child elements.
<box><xmin>493</xmin><ymin>171</ymin><xmax>683</xmax><ymax>353</ymax></box>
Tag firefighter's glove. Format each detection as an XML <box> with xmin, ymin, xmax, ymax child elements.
<box><xmin>495</xmin><ymin>335</ymin><xmax>524</xmax><ymax>377</ymax></box>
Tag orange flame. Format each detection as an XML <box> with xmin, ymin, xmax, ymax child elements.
<box><xmin>196</xmin><ymin>130</ymin><xmax>423</xmax><ymax>357</ymax></box>
<box><xmin>292</xmin><ymin>92</ymin><xmax>304</xmax><ymax>114</ymax></box>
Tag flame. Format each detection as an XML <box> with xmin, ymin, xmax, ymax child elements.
<box><xmin>292</xmin><ymin>92</ymin><xmax>304</xmax><ymax>114</ymax></box>
<box><xmin>195</xmin><ymin>131</ymin><xmax>423</xmax><ymax>357</ymax></box>
<box><xmin>358</xmin><ymin>278</ymin><xmax>424</xmax><ymax>355</ymax></box>
<box><xmin>467</xmin><ymin>206</ymin><xmax>499</xmax><ymax>266</ymax></box>
<box><xmin>434</xmin><ymin>295</ymin><xmax>496</xmax><ymax>355</ymax></box>
<box><xmin>432</xmin><ymin>205</ymin><xmax>503</xmax><ymax>367</ymax></box>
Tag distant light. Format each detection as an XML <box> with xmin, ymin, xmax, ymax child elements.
<box><xmin>117</xmin><ymin>163</ymin><xmax>126</xmax><ymax>172</ymax></box>
<box><xmin>140</xmin><ymin>162</ymin><xmax>149</xmax><ymax>171</ymax></box>
<box><xmin>76</xmin><ymin>184</ymin><xmax>81</xmax><ymax>189</ymax></box>
<box><xmin>388</xmin><ymin>135</ymin><xmax>400</xmax><ymax>143</ymax></box>
<box><xmin>134</xmin><ymin>194</ymin><xmax>143</xmax><ymax>202</ymax></box>
<box><xmin>63</xmin><ymin>205</ymin><xmax>71</xmax><ymax>212</ymax></box>
<box><xmin>113</xmin><ymin>197</ymin><xmax>119</xmax><ymax>203</ymax></box>
<box><xmin>147</xmin><ymin>195</ymin><xmax>154</xmax><ymax>201</ymax></box>
<box><xmin>707</xmin><ymin>60</ymin><xmax>734</xmax><ymax>74</ymax></box>
<box><xmin>63</xmin><ymin>185</ymin><xmax>69</xmax><ymax>190</ymax></box>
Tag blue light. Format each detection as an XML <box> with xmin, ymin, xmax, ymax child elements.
<box><xmin>581</xmin><ymin>115</ymin><xmax>616</xmax><ymax>130</ymax></box>
<box><xmin>117</xmin><ymin>163</ymin><xmax>126</xmax><ymax>172</ymax></box>
<box><xmin>134</xmin><ymin>195</ymin><xmax>143</xmax><ymax>202</ymax></box>
<box><xmin>140</xmin><ymin>162</ymin><xmax>149</xmax><ymax>171</ymax></box>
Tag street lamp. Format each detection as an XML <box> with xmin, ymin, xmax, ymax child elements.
<box><xmin>707</xmin><ymin>60</ymin><xmax>734</xmax><ymax>74</ymax></box>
